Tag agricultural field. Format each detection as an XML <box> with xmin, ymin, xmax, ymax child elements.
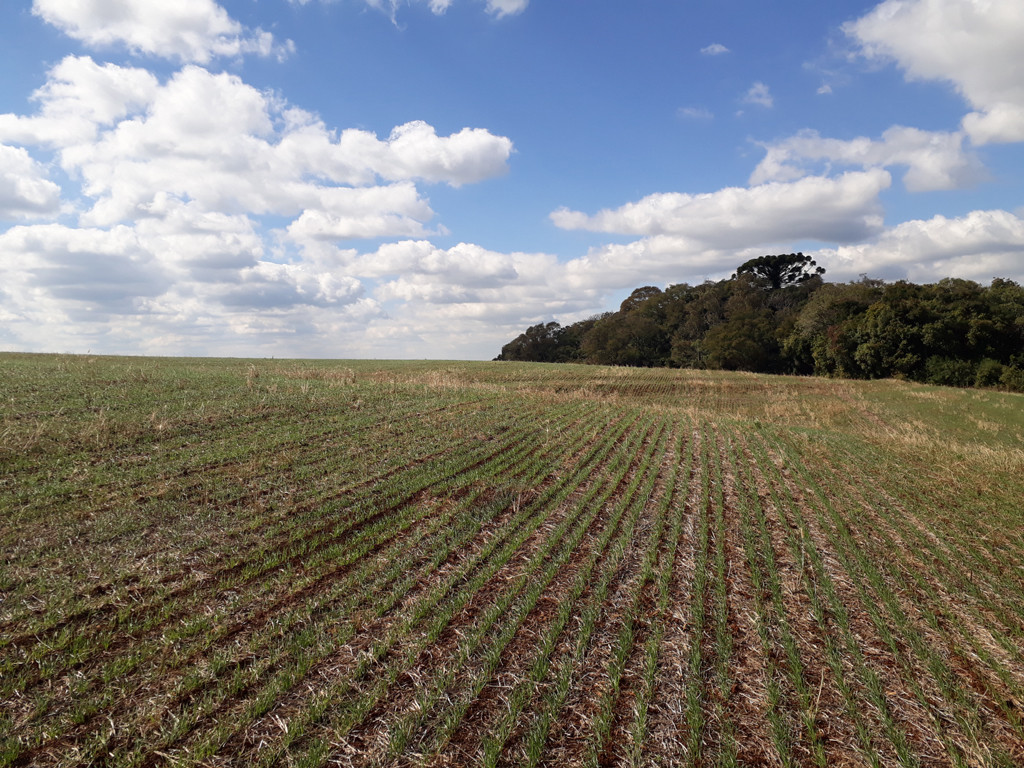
<box><xmin>1</xmin><ymin>353</ymin><xmax>1023</xmax><ymax>768</ymax></box>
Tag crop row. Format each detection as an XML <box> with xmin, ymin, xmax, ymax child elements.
<box><xmin>2</xmin><ymin>357</ymin><xmax>1022</xmax><ymax>766</ymax></box>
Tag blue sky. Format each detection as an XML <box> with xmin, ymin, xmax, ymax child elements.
<box><xmin>1</xmin><ymin>0</ymin><xmax>1022</xmax><ymax>359</ymax></box>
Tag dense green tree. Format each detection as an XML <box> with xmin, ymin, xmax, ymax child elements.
<box><xmin>619</xmin><ymin>285</ymin><xmax>663</xmax><ymax>313</ymax></box>
<box><xmin>783</xmin><ymin>278</ymin><xmax>884</xmax><ymax>375</ymax></box>
<box><xmin>495</xmin><ymin>321</ymin><xmax>566</xmax><ymax>362</ymax></box>
<box><xmin>556</xmin><ymin>315</ymin><xmax>601</xmax><ymax>361</ymax></box>
<box><xmin>851</xmin><ymin>286</ymin><xmax>930</xmax><ymax>379</ymax></box>
<box><xmin>580</xmin><ymin>311</ymin><xmax>669</xmax><ymax>367</ymax></box>
<box><xmin>701</xmin><ymin>310</ymin><xmax>778</xmax><ymax>371</ymax></box>
<box><xmin>495</xmin><ymin>259</ymin><xmax>1023</xmax><ymax>392</ymax></box>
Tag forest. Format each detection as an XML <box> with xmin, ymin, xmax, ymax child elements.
<box><xmin>495</xmin><ymin>253</ymin><xmax>1024</xmax><ymax>391</ymax></box>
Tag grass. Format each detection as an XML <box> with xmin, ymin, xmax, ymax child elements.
<box><xmin>1</xmin><ymin>353</ymin><xmax>1023</xmax><ymax>767</ymax></box>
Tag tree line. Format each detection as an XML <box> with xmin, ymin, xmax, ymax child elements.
<box><xmin>495</xmin><ymin>253</ymin><xmax>1024</xmax><ymax>391</ymax></box>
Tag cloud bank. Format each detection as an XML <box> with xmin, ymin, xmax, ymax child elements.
<box><xmin>0</xmin><ymin>0</ymin><xmax>1022</xmax><ymax>360</ymax></box>
<box><xmin>551</xmin><ymin>171</ymin><xmax>890</xmax><ymax>246</ymax></box>
<box><xmin>32</xmin><ymin>0</ymin><xmax>291</xmax><ymax>63</ymax></box>
<box><xmin>815</xmin><ymin>209</ymin><xmax>1024</xmax><ymax>283</ymax></box>
<box><xmin>751</xmin><ymin>127</ymin><xmax>985</xmax><ymax>192</ymax></box>
<box><xmin>0</xmin><ymin>49</ymin><xmax>517</xmax><ymax>357</ymax></box>
<box><xmin>0</xmin><ymin>145</ymin><xmax>62</xmax><ymax>220</ymax></box>
<box><xmin>845</xmin><ymin>0</ymin><xmax>1024</xmax><ymax>144</ymax></box>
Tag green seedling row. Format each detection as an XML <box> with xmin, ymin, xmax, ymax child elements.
<box><xmin>2</xmin><ymin>355</ymin><xmax>1022</xmax><ymax>767</ymax></box>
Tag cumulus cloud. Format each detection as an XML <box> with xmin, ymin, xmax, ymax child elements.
<box><xmin>350</xmin><ymin>240</ymin><xmax>600</xmax><ymax>358</ymax></box>
<box><xmin>561</xmin><ymin>236</ymin><xmax>754</xmax><ymax>293</ymax></box>
<box><xmin>356</xmin><ymin>238</ymin><xmax>729</xmax><ymax>319</ymax></box>
<box><xmin>846</xmin><ymin>0</ymin><xmax>1024</xmax><ymax>144</ymax></box>
<box><xmin>361</xmin><ymin>241</ymin><xmax>557</xmax><ymax>305</ymax></box>
<box><xmin>484</xmin><ymin>0</ymin><xmax>529</xmax><ymax>16</ymax></box>
<box><xmin>814</xmin><ymin>209</ymin><xmax>1024</xmax><ymax>283</ymax></box>
<box><xmin>551</xmin><ymin>171</ymin><xmax>891</xmax><ymax>247</ymax></box>
<box><xmin>0</xmin><ymin>56</ymin><xmax>516</xmax><ymax>358</ymax></box>
<box><xmin>0</xmin><ymin>56</ymin><xmax>159</xmax><ymax>147</ymax></box>
<box><xmin>286</xmin><ymin>184</ymin><xmax>438</xmax><ymax>241</ymax></box>
<box><xmin>701</xmin><ymin>43</ymin><xmax>730</xmax><ymax>55</ymax></box>
<box><xmin>32</xmin><ymin>0</ymin><xmax>291</xmax><ymax>64</ymax></box>
<box><xmin>532</xmin><ymin>170</ymin><xmax>916</xmax><ymax>309</ymax></box>
<box><xmin>751</xmin><ymin>126</ymin><xmax>986</xmax><ymax>191</ymax></box>
<box><xmin>0</xmin><ymin>224</ymin><xmax>166</xmax><ymax>318</ymax></box>
<box><xmin>961</xmin><ymin>103</ymin><xmax>1024</xmax><ymax>146</ymax></box>
<box><xmin>352</xmin><ymin>240</ymin><xmax>520</xmax><ymax>283</ymax></box>
<box><xmin>340</xmin><ymin>232</ymin><xmax>796</xmax><ymax>356</ymax></box>
<box><xmin>0</xmin><ymin>217</ymin><xmax>383</xmax><ymax>356</ymax></box>
<box><xmin>220</xmin><ymin>262</ymin><xmax>364</xmax><ymax>310</ymax></box>
<box><xmin>326</xmin><ymin>121</ymin><xmax>515</xmax><ymax>187</ymax></box>
<box><xmin>5</xmin><ymin>0</ymin><xmax>1021</xmax><ymax>361</ymax></box>
<box><xmin>0</xmin><ymin>60</ymin><xmax>512</xmax><ymax>232</ymax></box>
<box><xmin>742</xmin><ymin>82</ymin><xmax>774</xmax><ymax>108</ymax></box>
<box><xmin>0</xmin><ymin>145</ymin><xmax>61</xmax><ymax>220</ymax></box>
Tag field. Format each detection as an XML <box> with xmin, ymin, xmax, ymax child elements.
<box><xmin>1</xmin><ymin>354</ymin><xmax>1023</xmax><ymax>768</ymax></box>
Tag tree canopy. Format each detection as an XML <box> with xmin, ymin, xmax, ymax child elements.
<box><xmin>733</xmin><ymin>252</ymin><xmax>825</xmax><ymax>290</ymax></box>
<box><xmin>495</xmin><ymin>255</ymin><xmax>1024</xmax><ymax>392</ymax></box>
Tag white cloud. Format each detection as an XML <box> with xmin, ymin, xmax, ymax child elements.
<box><xmin>275</xmin><ymin>115</ymin><xmax>510</xmax><ymax>189</ymax></box>
<box><xmin>846</xmin><ymin>0</ymin><xmax>1024</xmax><ymax>144</ymax></box>
<box><xmin>701</xmin><ymin>43</ymin><xmax>729</xmax><ymax>56</ymax></box>
<box><xmin>352</xmin><ymin>0</ymin><xmax>527</xmax><ymax>20</ymax></box>
<box><xmin>286</xmin><ymin>184</ymin><xmax>438</xmax><ymax>241</ymax></box>
<box><xmin>131</xmin><ymin>201</ymin><xmax>266</xmax><ymax>278</ymax></box>
<box><xmin>0</xmin><ymin>224</ymin><xmax>166</xmax><ymax>318</ymax></box>
<box><xmin>1</xmin><ymin>62</ymin><xmax>512</xmax><ymax>234</ymax></box>
<box><xmin>32</xmin><ymin>0</ymin><xmax>291</xmax><ymax>64</ymax></box>
<box><xmin>350</xmin><ymin>240</ymin><xmax>599</xmax><ymax>358</ymax></box>
<box><xmin>484</xmin><ymin>0</ymin><xmax>529</xmax><ymax>17</ymax></box>
<box><xmin>0</xmin><ymin>56</ymin><xmax>159</xmax><ymax>147</ymax></box>
<box><xmin>677</xmin><ymin>106</ymin><xmax>713</xmax><ymax>121</ymax></box>
<box><xmin>814</xmin><ymin>209</ymin><xmax>1024</xmax><ymax>283</ymax></box>
<box><xmin>543</xmin><ymin>171</ymin><xmax>897</xmax><ymax>299</ymax></box>
<box><xmin>751</xmin><ymin>126</ymin><xmax>986</xmax><ymax>192</ymax></box>
<box><xmin>363</xmin><ymin>241</ymin><xmax>553</xmax><ymax>300</ymax></box>
<box><xmin>332</xmin><ymin>121</ymin><xmax>515</xmax><ymax>187</ymax></box>
<box><xmin>6</xmin><ymin>204</ymin><xmax>1020</xmax><ymax>359</ymax></box>
<box><xmin>554</xmin><ymin>204</ymin><xmax>1024</xmax><ymax>317</ymax></box>
<box><xmin>5</xmin><ymin>0</ymin><xmax>1020</xmax><ymax>361</ymax></box>
<box><xmin>961</xmin><ymin>103</ymin><xmax>1024</xmax><ymax>145</ymax></box>
<box><xmin>0</xmin><ymin>57</ymin><xmax>517</xmax><ymax>358</ymax></box>
<box><xmin>354</xmin><ymin>240</ymin><xmax>527</xmax><ymax>283</ymax></box>
<box><xmin>550</xmin><ymin>170</ymin><xmax>891</xmax><ymax>247</ymax></box>
<box><xmin>220</xmin><ymin>262</ymin><xmax>364</xmax><ymax>309</ymax></box>
<box><xmin>561</xmin><ymin>236</ymin><xmax>752</xmax><ymax>293</ymax></box>
<box><xmin>0</xmin><ymin>218</ymin><xmax>383</xmax><ymax>356</ymax></box>
<box><xmin>743</xmin><ymin>82</ymin><xmax>774</xmax><ymax>108</ymax></box>
<box><xmin>0</xmin><ymin>145</ymin><xmax>61</xmax><ymax>220</ymax></box>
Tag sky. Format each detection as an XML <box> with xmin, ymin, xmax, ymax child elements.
<box><xmin>1</xmin><ymin>0</ymin><xmax>1023</xmax><ymax>360</ymax></box>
